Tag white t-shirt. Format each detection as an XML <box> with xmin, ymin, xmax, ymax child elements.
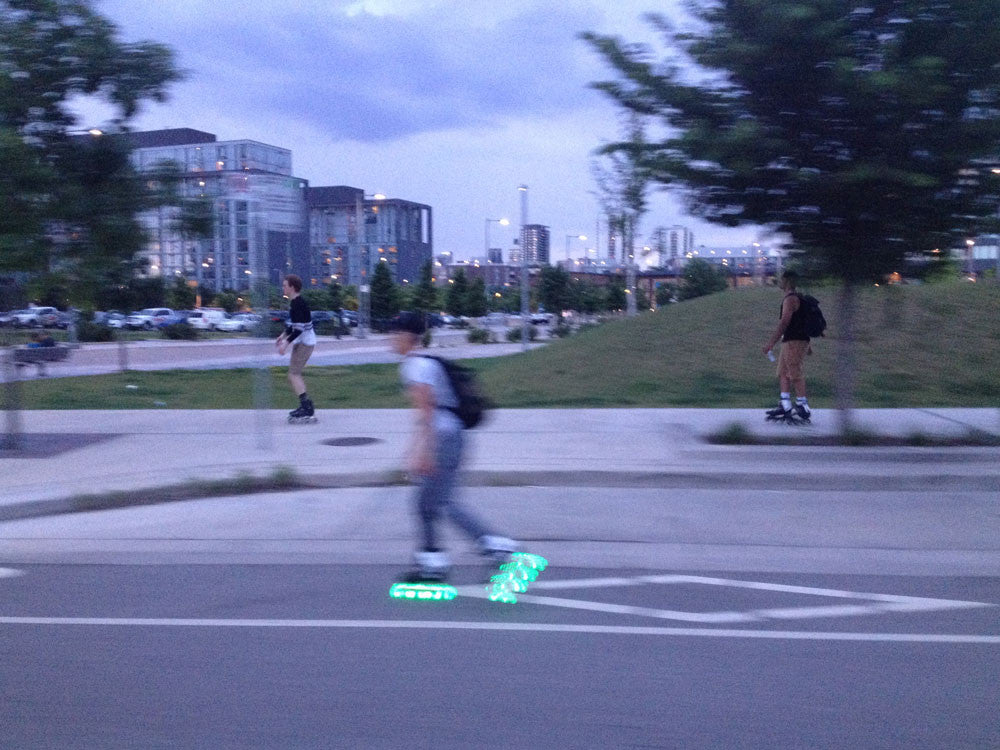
<box><xmin>400</xmin><ymin>355</ymin><xmax>462</xmax><ymax>433</ymax></box>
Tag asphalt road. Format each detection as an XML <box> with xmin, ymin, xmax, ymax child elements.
<box><xmin>2</xmin><ymin>563</ymin><xmax>997</xmax><ymax>749</ymax></box>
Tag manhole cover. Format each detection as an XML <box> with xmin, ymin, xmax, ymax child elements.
<box><xmin>322</xmin><ymin>437</ymin><xmax>382</xmax><ymax>447</ymax></box>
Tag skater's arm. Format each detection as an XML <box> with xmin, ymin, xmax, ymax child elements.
<box><xmin>406</xmin><ymin>383</ymin><xmax>437</xmax><ymax>476</ymax></box>
<box><xmin>763</xmin><ymin>295</ymin><xmax>799</xmax><ymax>353</ymax></box>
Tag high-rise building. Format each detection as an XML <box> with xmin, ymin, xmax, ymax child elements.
<box><xmin>667</xmin><ymin>225</ymin><xmax>695</xmax><ymax>260</ymax></box>
<box><xmin>520</xmin><ymin>224</ymin><xmax>550</xmax><ymax>265</ymax></box>
<box><xmin>125</xmin><ymin>129</ymin><xmax>309</xmax><ymax>291</ymax></box>
<box><xmin>306</xmin><ymin>187</ymin><xmax>432</xmax><ymax>288</ymax></box>
<box><xmin>122</xmin><ymin>129</ymin><xmax>432</xmax><ymax>292</ymax></box>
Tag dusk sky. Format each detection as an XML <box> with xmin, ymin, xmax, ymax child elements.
<box><xmin>80</xmin><ymin>0</ymin><xmax>763</xmax><ymax>261</ymax></box>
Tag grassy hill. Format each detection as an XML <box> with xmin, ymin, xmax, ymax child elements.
<box><xmin>475</xmin><ymin>281</ymin><xmax>999</xmax><ymax>408</ymax></box>
<box><xmin>12</xmin><ymin>281</ymin><xmax>999</xmax><ymax>409</ymax></box>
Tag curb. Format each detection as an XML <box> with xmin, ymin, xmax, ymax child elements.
<box><xmin>2</xmin><ymin>468</ymin><xmax>998</xmax><ymax>524</ymax></box>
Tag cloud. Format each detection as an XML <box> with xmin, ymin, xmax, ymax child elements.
<box><xmin>99</xmin><ymin>0</ymin><xmax>607</xmax><ymax>142</ymax></box>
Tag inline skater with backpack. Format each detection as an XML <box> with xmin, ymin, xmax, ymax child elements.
<box><xmin>762</xmin><ymin>270</ymin><xmax>826</xmax><ymax>424</ymax></box>
<box><xmin>390</xmin><ymin>311</ymin><xmax>519</xmax><ymax>584</ymax></box>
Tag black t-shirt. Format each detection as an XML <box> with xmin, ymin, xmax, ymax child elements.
<box><xmin>285</xmin><ymin>296</ymin><xmax>312</xmax><ymax>342</ymax></box>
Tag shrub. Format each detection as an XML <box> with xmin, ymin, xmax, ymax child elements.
<box><xmin>314</xmin><ymin>320</ymin><xmax>350</xmax><ymax>338</ymax></box>
<box><xmin>550</xmin><ymin>320</ymin><xmax>572</xmax><ymax>338</ymax></box>
<box><xmin>160</xmin><ymin>322</ymin><xmax>199</xmax><ymax>340</ymax></box>
<box><xmin>506</xmin><ymin>325</ymin><xmax>538</xmax><ymax>342</ymax></box>
<box><xmin>467</xmin><ymin>327</ymin><xmax>493</xmax><ymax>344</ymax></box>
<box><xmin>76</xmin><ymin>321</ymin><xmax>114</xmax><ymax>342</ymax></box>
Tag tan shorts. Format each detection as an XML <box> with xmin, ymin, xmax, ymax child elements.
<box><xmin>777</xmin><ymin>340</ymin><xmax>808</xmax><ymax>381</ymax></box>
<box><xmin>288</xmin><ymin>343</ymin><xmax>314</xmax><ymax>375</ymax></box>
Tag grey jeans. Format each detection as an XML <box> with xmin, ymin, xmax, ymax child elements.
<box><xmin>415</xmin><ymin>429</ymin><xmax>490</xmax><ymax>551</ymax></box>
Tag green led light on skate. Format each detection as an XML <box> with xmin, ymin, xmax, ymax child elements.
<box><xmin>487</xmin><ymin>553</ymin><xmax>548</xmax><ymax>603</ymax></box>
<box><xmin>389</xmin><ymin>582</ymin><xmax>457</xmax><ymax>601</ymax></box>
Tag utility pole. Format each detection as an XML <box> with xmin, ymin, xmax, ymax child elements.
<box><xmin>518</xmin><ymin>185</ymin><xmax>529</xmax><ymax>351</ymax></box>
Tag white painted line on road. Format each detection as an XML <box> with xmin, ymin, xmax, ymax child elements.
<box><xmin>0</xmin><ymin>568</ymin><xmax>24</xmax><ymax>579</ymax></box>
<box><xmin>0</xmin><ymin>616</ymin><xmax>997</xmax><ymax>644</ymax></box>
<box><xmin>455</xmin><ymin>574</ymin><xmax>997</xmax><ymax>624</ymax></box>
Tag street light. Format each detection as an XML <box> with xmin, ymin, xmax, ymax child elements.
<box><xmin>485</xmin><ymin>217</ymin><xmax>510</xmax><ymax>259</ymax></box>
<box><xmin>565</xmin><ymin>234</ymin><xmax>587</xmax><ymax>262</ymax></box>
<box><xmin>355</xmin><ymin>191</ymin><xmax>385</xmax><ymax>338</ymax></box>
<box><xmin>518</xmin><ymin>185</ymin><xmax>529</xmax><ymax>351</ymax></box>
<box><xmin>966</xmin><ymin>238</ymin><xmax>976</xmax><ymax>277</ymax></box>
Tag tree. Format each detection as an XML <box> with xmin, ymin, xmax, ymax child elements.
<box><xmin>678</xmin><ymin>259</ymin><xmax>729</xmax><ymax>301</ymax></box>
<box><xmin>214</xmin><ymin>290</ymin><xmax>239</xmax><ymax>314</ymax></box>
<box><xmin>571</xmin><ymin>279</ymin><xmax>604</xmax><ymax>314</ymax></box>
<box><xmin>537</xmin><ymin>265</ymin><xmax>572</xmax><ymax>313</ymax></box>
<box><xmin>411</xmin><ymin>260</ymin><xmax>437</xmax><ymax>316</ymax></box>
<box><xmin>301</xmin><ymin>288</ymin><xmax>332</xmax><ymax>311</ymax></box>
<box><xmin>604</xmin><ymin>281</ymin><xmax>627</xmax><ymax>311</ymax></box>
<box><xmin>369</xmin><ymin>262</ymin><xmax>400</xmax><ymax>322</ymax></box>
<box><xmin>465</xmin><ymin>277</ymin><xmax>488</xmax><ymax>317</ymax></box>
<box><xmin>445</xmin><ymin>268</ymin><xmax>470</xmax><ymax>316</ymax></box>
<box><xmin>591</xmin><ymin>114</ymin><xmax>651</xmax><ymax>316</ymax></box>
<box><xmin>585</xmin><ymin>1</ymin><xmax>1000</xmax><ymax>432</ymax></box>
<box><xmin>166</xmin><ymin>276</ymin><xmax>196</xmax><ymax>310</ymax></box>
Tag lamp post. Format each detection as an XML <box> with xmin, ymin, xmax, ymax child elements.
<box><xmin>565</xmin><ymin>234</ymin><xmax>587</xmax><ymax>263</ymax></box>
<box><xmin>965</xmin><ymin>238</ymin><xmax>975</xmax><ymax>277</ymax></box>
<box><xmin>354</xmin><ymin>191</ymin><xmax>386</xmax><ymax>338</ymax></box>
<box><xmin>485</xmin><ymin>218</ymin><xmax>510</xmax><ymax>260</ymax></box>
<box><xmin>518</xmin><ymin>185</ymin><xmax>529</xmax><ymax>351</ymax></box>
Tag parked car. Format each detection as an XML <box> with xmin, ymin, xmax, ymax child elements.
<box><xmin>440</xmin><ymin>314</ymin><xmax>459</xmax><ymax>326</ymax></box>
<box><xmin>0</xmin><ymin>310</ymin><xmax>16</xmax><ymax>327</ymax></box>
<box><xmin>12</xmin><ymin>307</ymin><xmax>59</xmax><ymax>328</ymax></box>
<box><xmin>268</xmin><ymin>310</ymin><xmax>289</xmax><ymax>323</ymax></box>
<box><xmin>99</xmin><ymin>312</ymin><xmax>126</xmax><ymax>329</ymax></box>
<box><xmin>39</xmin><ymin>309</ymin><xmax>70</xmax><ymax>329</ymax></box>
<box><xmin>338</xmin><ymin>309</ymin><xmax>358</xmax><ymax>327</ymax></box>
<box><xmin>125</xmin><ymin>308</ymin><xmax>176</xmax><ymax>330</ymax></box>
<box><xmin>186</xmin><ymin>309</ymin><xmax>228</xmax><ymax>330</ymax></box>
<box><xmin>482</xmin><ymin>312</ymin><xmax>507</xmax><ymax>327</ymax></box>
<box><xmin>427</xmin><ymin>313</ymin><xmax>445</xmax><ymax>328</ymax></box>
<box><xmin>530</xmin><ymin>312</ymin><xmax>554</xmax><ymax>325</ymax></box>
<box><xmin>310</xmin><ymin>310</ymin><xmax>333</xmax><ymax>323</ymax></box>
<box><xmin>215</xmin><ymin>312</ymin><xmax>260</xmax><ymax>332</ymax></box>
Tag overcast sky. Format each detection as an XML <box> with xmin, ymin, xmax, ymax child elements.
<box><xmin>81</xmin><ymin>0</ymin><xmax>762</xmax><ymax>260</ymax></box>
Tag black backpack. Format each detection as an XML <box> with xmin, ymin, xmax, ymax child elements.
<box><xmin>797</xmin><ymin>294</ymin><xmax>827</xmax><ymax>338</ymax></box>
<box><xmin>422</xmin><ymin>356</ymin><xmax>491</xmax><ymax>429</ymax></box>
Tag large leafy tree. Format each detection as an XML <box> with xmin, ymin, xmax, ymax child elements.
<box><xmin>0</xmin><ymin>0</ymin><xmax>182</xmax><ymax>305</ymax></box>
<box><xmin>585</xmin><ymin>1</ymin><xmax>1000</xmax><ymax>430</ymax></box>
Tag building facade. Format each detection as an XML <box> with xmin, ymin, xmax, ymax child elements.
<box><xmin>520</xmin><ymin>224</ymin><xmax>550</xmax><ymax>265</ymax></box>
<box><xmin>126</xmin><ymin>129</ymin><xmax>309</xmax><ymax>292</ymax></box>
<box><xmin>306</xmin><ymin>186</ymin><xmax>432</xmax><ymax>288</ymax></box>
<box><xmin>123</xmin><ymin>129</ymin><xmax>432</xmax><ymax>293</ymax></box>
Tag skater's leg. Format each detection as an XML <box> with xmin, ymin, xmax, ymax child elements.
<box><xmin>414</xmin><ymin>471</ymin><xmax>445</xmax><ymax>551</ymax></box>
<box><xmin>287</xmin><ymin>344</ymin><xmax>314</xmax><ymax>398</ymax></box>
<box><xmin>434</xmin><ymin>431</ymin><xmax>493</xmax><ymax>542</ymax></box>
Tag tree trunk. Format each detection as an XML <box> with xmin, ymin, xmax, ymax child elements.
<box><xmin>834</xmin><ymin>282</ymin><xmax>858</xmax><ymax>437</ymax></box>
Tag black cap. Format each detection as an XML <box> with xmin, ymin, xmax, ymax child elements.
<box><xmin>391</xmin><ymin>311</ymin><xmax>426</xmax><ymax>335</ymax></box>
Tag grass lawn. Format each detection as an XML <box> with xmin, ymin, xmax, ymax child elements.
<box><xmin>8</xmin><ymin>281</ymin><xmax>999</xmax><ymax>409</ymax></box>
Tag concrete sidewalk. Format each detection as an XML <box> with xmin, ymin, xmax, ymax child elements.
<box><xmin>1</xmin><ymin>407</ymin><xmax>997</xmax><ymax>516</ymax></box>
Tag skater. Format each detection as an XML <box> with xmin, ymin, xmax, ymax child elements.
<box><xmin>762</xmin><ymin>270</ymin><xmax>812</xmax><ymax>423</ymax></box>
<box><xmin>275</xmin><ymin>274</ymin><xmax>316</xmax><ymax>423</ymax></box>
<box><xmin>391</xmin><ymin>311</ymin><xmax>518</xmax><ymax>582</ymax></box>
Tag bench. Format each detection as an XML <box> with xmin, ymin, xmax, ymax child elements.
<box><xmin>9</xmin><ymin>344</ymin><xmax>75</xmax><ymax>375</ymax></box>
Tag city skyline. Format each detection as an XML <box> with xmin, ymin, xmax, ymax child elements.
<box><xmin>73</xmin><ymin>0</ymin><xmax>765</xmax><ymax>259</ymax></box>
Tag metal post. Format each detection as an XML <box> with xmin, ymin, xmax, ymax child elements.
<box><xmin>2</xmin><ymin>351</ymin><xmax>22</xmax><ymax>451</ymax></box>
<box><xmin>250</xmin><ymin>205</ymin><xmax>272</xmax><ymax>450</ymax></box>
<box><xmin>518</xmin><ymin>185</ymin><xmax>529</xmax><ymax>351</ymax></box>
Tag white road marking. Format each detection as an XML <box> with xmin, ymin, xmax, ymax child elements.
<box><xmin>0</xmin><ymin>568</ymin><xmax>24</xmax><ymax>579</ymax></box>
<box><xmin>455</xmin><ymin>574</ymin><xmax>995</xmax><ymax>623</ymax></box>
<box><xmin>0</xmin><ymin>616</ymin><xmax>996</xmax><ymax>644</ymax></box>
